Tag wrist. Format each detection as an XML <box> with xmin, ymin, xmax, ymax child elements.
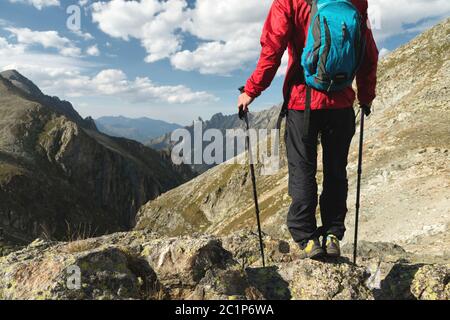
<box><xmin>243</xmin><ymin>84</ymin><xmax>260</xmax><ymax>99</ymax></box>
<box><xmin>360</xmin><ymin>101</ymin><xmax>372</xmax><ymax>108</ymax></box>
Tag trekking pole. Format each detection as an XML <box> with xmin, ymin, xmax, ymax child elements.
<box><xmin>238</xmin><ymin>87</ymin><xmax>266</xmax><ymax>268</ymax></box>
<box><xmin>353</xmin><ymin>105</ymin><xmax>371</xmax><ymax>265</ymax></box>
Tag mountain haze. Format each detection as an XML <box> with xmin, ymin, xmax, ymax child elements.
<box><xmin>148</xmin><ymin>106</ymin><xmax>282</xmax><ymax>173</ymax></box>
<box><xmin>96</xmin><ymin>116</ymin><xmax>181</xmax><ymax>144</ymax></box>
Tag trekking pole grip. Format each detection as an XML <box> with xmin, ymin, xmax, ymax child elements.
<box><xmin>361</xmin><ymin>104</ymin><xmax>372</xmax><ymax>117</ymax></box>
<box><xmin>238</xmin><ymin>86</ymin><xmax>248</xmax><ymax>120</ymax></box>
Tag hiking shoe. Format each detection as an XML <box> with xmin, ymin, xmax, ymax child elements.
<box><xmin>324</xmin><ymin>234</ymin><xmax>341</xmax><ymax>257</ymax></box>
<box><xmin>296</xmin><ymin>238</ymin><xmax>326</xmax><ymax>260</ymax></box>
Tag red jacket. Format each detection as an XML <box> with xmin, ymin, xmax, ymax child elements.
<box><xmin>245</xmin><ymin>0</ymin><xmax>378</xmax><ymax>110</ymax></box>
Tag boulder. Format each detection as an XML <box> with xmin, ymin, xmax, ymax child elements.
<box><xmin>411</xmin><ymin>264</ymin><xmax>449</xmax><ymax>300</ymax></box>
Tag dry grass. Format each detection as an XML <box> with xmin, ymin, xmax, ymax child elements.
<box><xmin>61</xmin><ymin>239</ymin><xmax>99</xmax><ymax>254</ymax></box>
<box><xmin>64</xmin><ymin>221</ymin><xmax>98</xmax><ymax>243</ymax></box>
<box><xmin>60</xmin><ymin>221</ymin><xmax>101</xmax><ymax>254</ymax></box>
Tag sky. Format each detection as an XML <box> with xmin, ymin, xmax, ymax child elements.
<box><xmin>0</xmin><ymin>0</ymin><xmax>449</xmax><ymax>125</ymax></box>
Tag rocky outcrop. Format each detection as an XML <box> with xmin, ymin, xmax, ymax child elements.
<box><xmin>341</xmin><ymin>241</ymin><xmax>450</xmax><ymax>300</ymax></box>
<box><xmin>0</xmin><ymin>71</ymin><xmax>194</xmax><ymax>243</ymax></box>
<box><xmin>0</xmin><ymin>231</ymin><xmax>370</xmax><ymax>300</ymax></box>
<box><xmin>411</xmin><ymin>265</ymin><xmax>450</xmax><ymax>300</ymax></box>
<box><xmin>0</xmin><ymin>231</ymin><xmax>447</xmax><ymax>300</ymax></box>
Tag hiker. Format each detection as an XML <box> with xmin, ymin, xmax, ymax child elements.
<box><xmin>237</xmin><ymin>0</ymin><xmax>378</xmax><ymax>259</ymax></box>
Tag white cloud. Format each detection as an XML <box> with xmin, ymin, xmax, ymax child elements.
<box><xmin>178</xmin><ymin>0</ymin><xmax>450</xmax><ymax>75</ymax></box>
<box><xmin>379</xmin><ymin>48</ymin><xmax>391</xmax><ymax>58</ymax></box>
<box><xmin>184</xmin><ymin>0</ymin><xmax>270</xmax><ymax>42</ymax></box>
<box><xmin>171</xmin><ymin>36</ymin><xmax>260</xmax><ymax>75</ymax></box>
<box><xmin>6</xmin><ymin>27</ymin><xmax>81</xmax><ymax>57</ymax></box>
<box><xmin>0</xmin><ymin>36</ymin><xmax>217</xmax><ymax>105</ymax></box>
<box><xmin>0</xmin><ymin>38</ymin><xmax>94</xmax><ymax>102</ymax></box>
<box><xmin>0</xmin><ymin>37</ymin><xmax>27</xmax><ymax>56</ymax></box>
<box><xmin>0</xmin><ymin>36</ymin><xmax>94</xmax><ymax>90</ymax></box>
<box><xmin>171</xmin><ymin>0</ymin><xmax>271</xmax><ymax>75</ymax></box>
<box><xmin>72</xmin><ymin>29</ymin><xmax>94</xmax><ymax>41</ymax></box>
<box><xmin>92</xmin><ymin>0</ymin><xmax>161</xmax><ymax>40</ymax></box>
<box><xmin>276</xmin><ymin>52</ymin><xmax>289</xmax><ymax>77</ymax></box>
<box><xmin>369</xmin><ymin>0</ymin><xmax>450</xmax><ymax>42</ymax></box>
<box><xmin>47</xmin><ymin>69</ymin><xmax>218</xmax><ymax>104</ymax></box>
<box><xmin>90</xmin><ymin>0</ymin><xmax>268</xmax><ymax>70</ymax></box>
<box><xmin>90</xmin><ymin>0</ymin><xmax>449</xmax><ymax>76</ymax></box>
<box><xmin>92</xmin><ymin>0</ymin><xmax>188</xmax><ymax>63</ymax></box>
<box><xmin>8</xmin><ymin>0</ymin><xmax>60</xmax><ymax>10</ymax></box>
<box><xmin>8</xmin><ymin>0</ymin><xmax>447</xmax><ymax>83</ymax></box>
<box><xmin>86</xmin><ymin>44</ymin><xmax>100</xmax><ymax>56</ymax></box>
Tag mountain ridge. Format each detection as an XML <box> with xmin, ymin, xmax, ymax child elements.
<box><xmin>148</xmin><ymin>105</ymin><xmax>282</xmax><ymax>173</ymax></box>
<box><xmin>95</xmin><ymin>116</ymin><xmax>182</xmax><ymax>144</ymax></box>
<box><xmin>0</xmin><ymin>70</ymin><xmax>93</xmax><ymax>129</ymax></box>
<box><xmin>0</xmin><ymin>71</ymin><xmax>194</xmax><ymax>243</ymax></box>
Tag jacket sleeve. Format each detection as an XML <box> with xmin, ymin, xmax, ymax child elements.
<box><xmin>244</xmin><ymin>0</ymin><xmax>293</xmax><ymax>98</ymax></box>
<box><xmin>356</xmin><ymin>16</ymin><xmax>379</xmax><ymax>105</ymax></box>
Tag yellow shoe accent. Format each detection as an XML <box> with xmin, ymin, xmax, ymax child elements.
<box><xmin>326</xmin><ymin>235</ymin><xmax>339</xmax><ymax>247</ymax></box>
<box><xmin>304</xmin><ymin>240</ymin><xmax>315</xmax><ymax>254</ymax></box>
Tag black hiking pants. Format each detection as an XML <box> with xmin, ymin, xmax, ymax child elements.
<box><xmin>286</xmin><ymin>108</ymin><xmax>356</xmax><ymax>245</ymax></box>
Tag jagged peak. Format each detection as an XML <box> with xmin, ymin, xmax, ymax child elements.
<box><xmin>84</xmin><ymin>116</ymin><xmax>98</xmax><ymax>131</ymax></box>
<box><xmin>210</xmin><ymin>112</ymin><xmax>225</xmax><ymax>120</ymax></box>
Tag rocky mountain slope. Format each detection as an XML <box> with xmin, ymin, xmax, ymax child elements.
<box><xmin>0</xmin><ymin>70</ymin><xmax>194</xmax><ymax>243</ymax></box>
<box><xmin>148</xmin><ymin>106</ymin><xmax>281</xmax><ymax>173</ymax></box>
<box><xmin>136</xmin><ymin>19</ymin><xmax>450</xmax><ymax>258</ymax></box>
<box><xmin>0</xmin><ymin>230</ymin><xmax>447</xmax><ymax>300</ymax></box>
<box><xmin>96</xmin><ymin>116</ymin><xmax>181</xmax><ymax>144</ymax></box>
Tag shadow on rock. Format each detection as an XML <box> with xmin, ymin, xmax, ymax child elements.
<box><xmin>374</xmin><ymin>263</ymin><xmax>424</xmax><ymax>300</ymax></box>
<box><xmin>313</xmin><ymin>255</ymin><xmax>354</xmax><ymax>265</ymax></box>
<box><xmin>245</xmin><ymin>266</ymin><xmax>291</xmax><ymax>300</ymax></box>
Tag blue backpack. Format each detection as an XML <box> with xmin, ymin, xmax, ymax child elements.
<box><xmin>301</xmin><ymin>0</ymin><xmax>365</xmax><ymax>92</ymax></box>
